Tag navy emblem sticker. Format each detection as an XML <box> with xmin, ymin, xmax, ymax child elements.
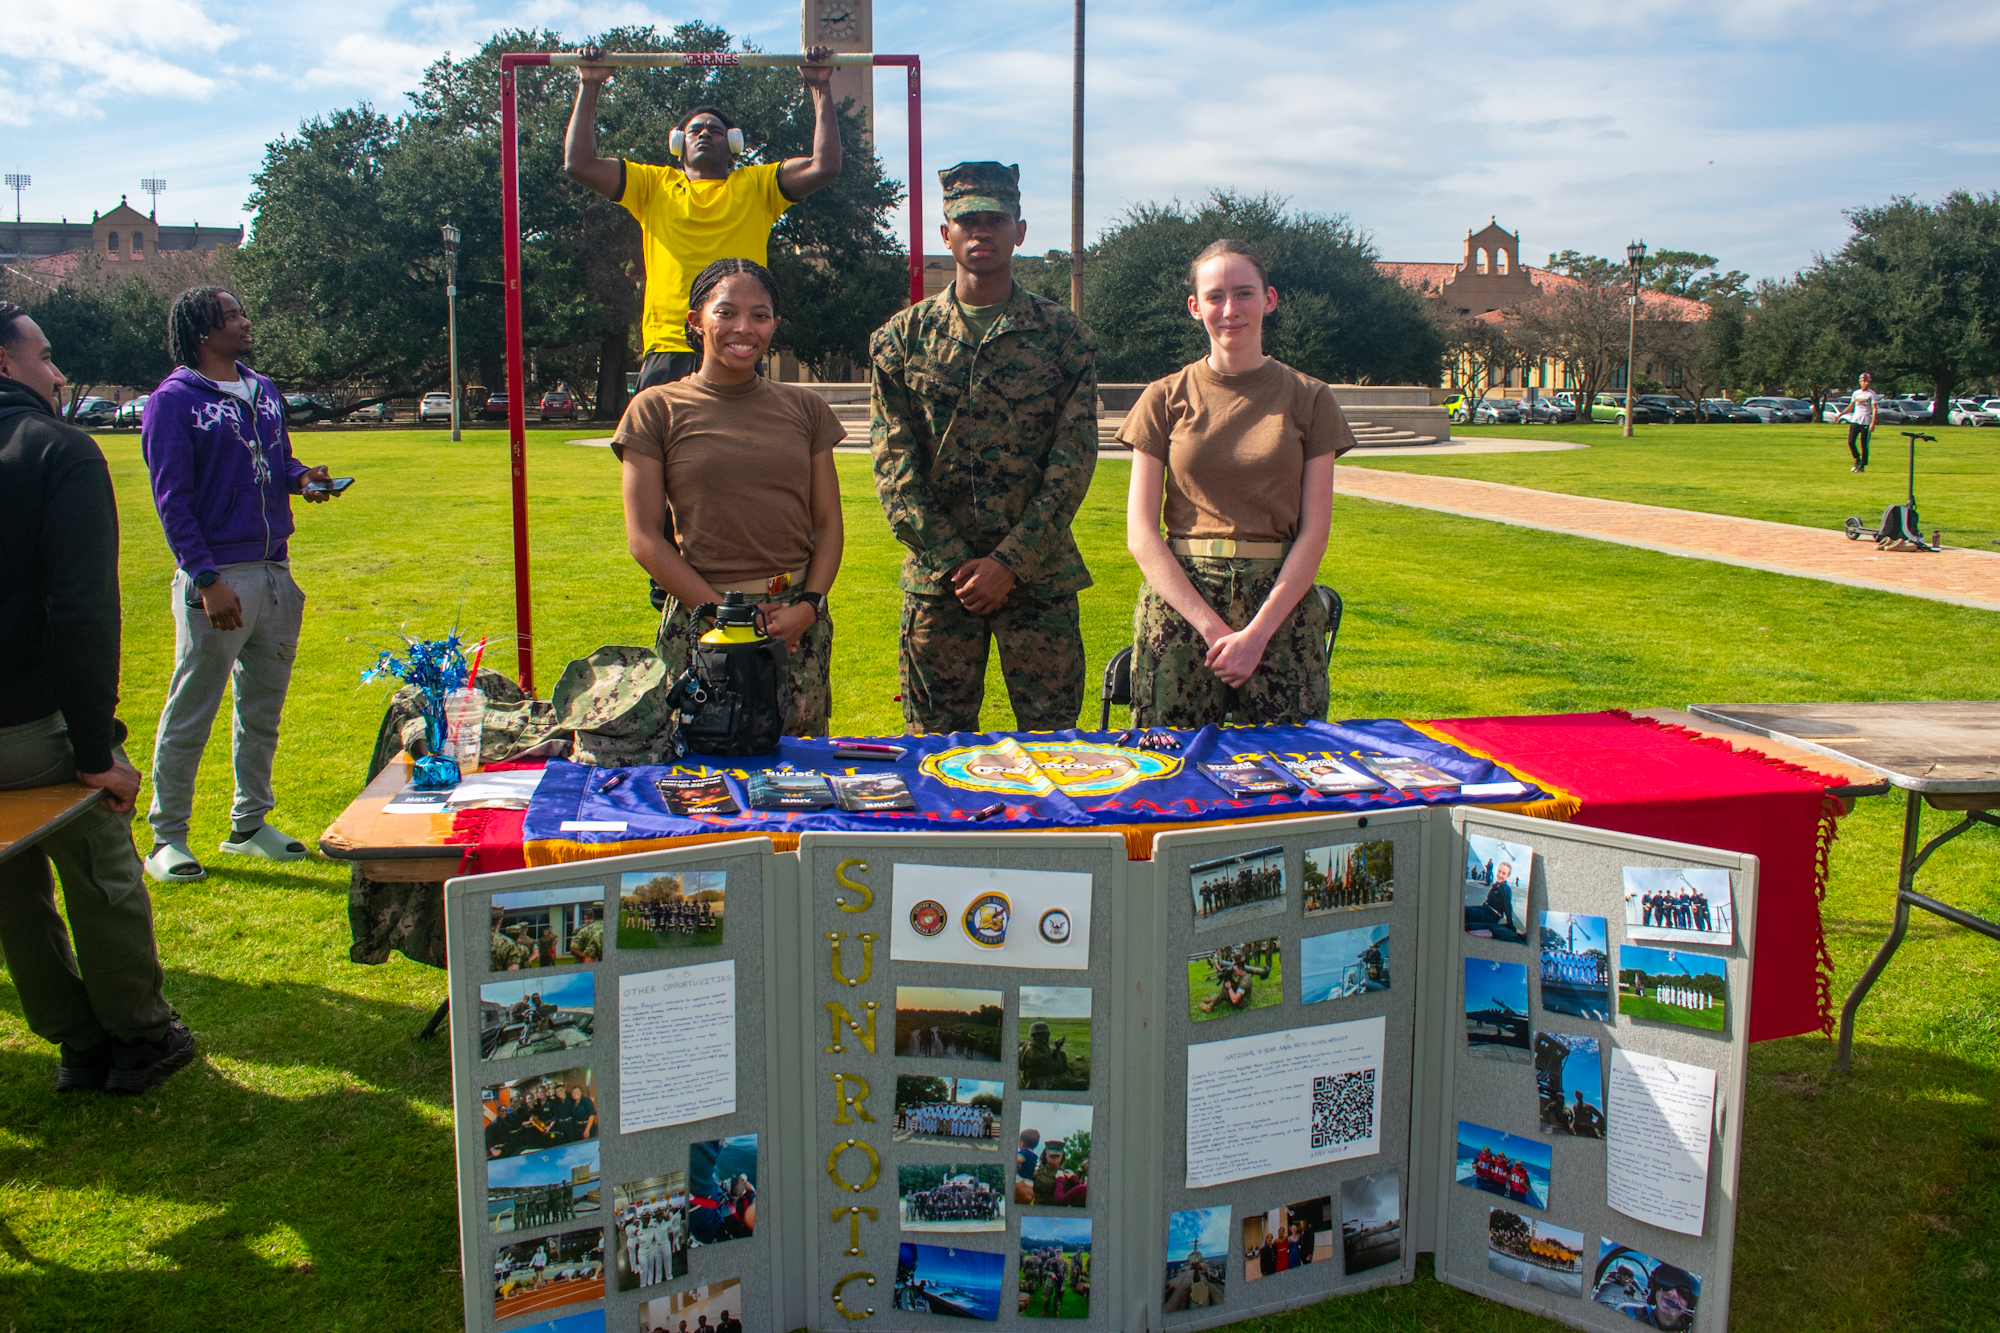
<box><xmin>963</xmin><ymin>892</ymin><xmax>1012</xmax><ymax>948</ymax></box>
<box><xmin>1037</xmin><ymin>908</ymin><xmax>1072</xmax><ymax>945</ymax></box>
<box><xmin>910</xmin><ymin>900</ymin><xmax>948</xmax><ymax>937</ymax></box>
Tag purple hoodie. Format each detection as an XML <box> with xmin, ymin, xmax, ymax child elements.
<box><xmin>142</xmin><ymin>363</ymin><xmax>309</xmax><ymax>577</ymax></box>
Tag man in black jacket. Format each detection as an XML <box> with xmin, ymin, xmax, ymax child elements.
<box><xmin>0</xmin><ymin>303</ymin><xmax>193</xmax><ymax>1094</ymax></box>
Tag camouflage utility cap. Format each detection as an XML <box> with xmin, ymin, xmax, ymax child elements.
<box><xmin>941</xmin><ymin>161</ymin><xmax>1020</xmax><ymax>219</ymax></box>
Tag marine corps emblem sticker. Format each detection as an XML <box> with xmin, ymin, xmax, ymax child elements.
<box><xmin>910</xmin><ymin>900</ymin><xmax>948</xmax><ymax>937</ymax></box>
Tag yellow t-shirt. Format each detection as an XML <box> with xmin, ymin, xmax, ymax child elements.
<box><xmin>620</xmin><ymin>160</ymin><xmax>792</xmax><ymax>355</ymax></box>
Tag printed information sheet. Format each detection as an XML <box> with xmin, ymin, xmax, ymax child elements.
<box><xmin>619</xmin><ymin>960</ymin><xmax>737</xmax><ymax>1134</ymax></box>
<box><xmin>1185</xmin><ymin>1016</ymin><xmax>1386</xmax><ymax>1187</ymax></box>
<box><xmin>1606</xmin><ymin>1047</ymin><xmax>1716</xmax><ymax>1235</ymax></box>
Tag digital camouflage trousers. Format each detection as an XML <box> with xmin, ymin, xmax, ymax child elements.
<box><xmin>1130</xmin><ymin>554</ymin><xmax>1329</xmax><ymax>730</ymax></box>
<box><xmin>898</xmin><ymin>590</ymin><xmax>1084</xmax><ymax>735</ymax></box>
<box><xmin>658</xmin><ymin>586</ymin><xmax>834</xmax><ymax>738</ymax></box>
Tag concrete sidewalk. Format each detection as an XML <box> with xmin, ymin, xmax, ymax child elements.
<box><xmin>1337</xmin><ymin>467</ymin><xmax>2000</xmax><ymax>612</ymax></box>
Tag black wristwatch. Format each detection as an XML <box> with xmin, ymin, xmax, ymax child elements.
<box><xmin>193</xmin><ymin>571</ymin><xmax>219</xmax><ymax>589</ymax></box>
<box><xmin>798</xmin><ymin>591</ymin><xmax>826</xmax><ymax>620</ymax></box>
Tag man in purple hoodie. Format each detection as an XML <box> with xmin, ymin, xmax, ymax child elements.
<box><xmin>140</xmin><ymin>287</ymin><xmax>341</xmax><ymax>882</ymax></box>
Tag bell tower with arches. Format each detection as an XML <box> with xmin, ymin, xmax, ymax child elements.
<box><xmin>1439</xmin><ymin>218</ymin><xmax>1535</xmax><ymax>315</ymax></box>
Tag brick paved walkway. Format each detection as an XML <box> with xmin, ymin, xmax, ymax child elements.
<box><xmin>1337</xmin><ymin>468</ymin><xmax>2000</xmax><ymax>612</ymax></box>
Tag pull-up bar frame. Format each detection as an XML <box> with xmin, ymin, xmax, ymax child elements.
<box><xmin>495</xmin><ymin>50</ymin><xmax>923</xmax><ymax>693</ymax></box>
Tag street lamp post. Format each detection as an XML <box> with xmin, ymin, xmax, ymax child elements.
<box><xmin>1623</xmin><ymin>239</ymin><xmax>1646</xmax><ymax>439</ymax></box>
<box><xmin>442</xmin><ymin>223</ymin><xmax>462</xmax><ymax>442</ymax></box>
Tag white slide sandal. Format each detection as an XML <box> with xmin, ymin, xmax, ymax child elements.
<box><xmin>144</xmin><ymin>843</ymin><xmax>207</xmax><ymax>883</ymax></box>
<box><xmin>219</xmin><ymin>823</ymin><xmax>308</xmax><ymax>861</ymax></box>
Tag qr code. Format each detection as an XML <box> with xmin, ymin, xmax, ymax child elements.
<box><xmin>1311</xmin><ymin>1069</ymin><xmax>1377</xmax><ymax>1149</ymax></box>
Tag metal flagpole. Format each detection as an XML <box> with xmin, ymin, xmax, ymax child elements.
<box><xmin>1070</xmin><ymin>0</ymin><xmax>1085</xmax><ymax>315</ymax></box>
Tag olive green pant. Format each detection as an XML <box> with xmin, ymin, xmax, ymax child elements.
<box><xmin>0</xmin><ymin>714</ymin><xmax>174</xmax><ymax>1048</ymax></box>
<box><xmin>898</xmin><ymin>590</ymin><xmax>1085</xmax><ymax>735</ymax></box>
<box><xmin>1130</xmin><ymin>554</ymin><xmax>1329</xmax><ymax>729</ymax></box>
<box><xmin>657</xmin><ymin>587</ymin><xmax>834</xmax><ymax>738</ymax></box>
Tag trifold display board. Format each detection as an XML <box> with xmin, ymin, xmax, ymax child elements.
<box><xmin>444</xmin><ymin>808</ymin><xmax>1755</xmax><ymax>1333</ymax></box>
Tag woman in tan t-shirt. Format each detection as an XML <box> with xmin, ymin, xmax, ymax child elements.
<box><xmin>1118</xmin><ymin>239</ymin><xmax>1350</xmax><ymax>728</ymax></box>
<box><xmin>614</xmin><ymin>258</ymin><xmax>845</xmax><ymax>736</ymax></box>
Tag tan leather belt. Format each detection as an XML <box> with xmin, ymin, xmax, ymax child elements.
<box><xmin>709</xmin><ymin>568</ymin><xmax>807</xmax><ymax>597</ymax></box>
<box><xmin>1169</xmin><ymin>538</ymin><xmax>1289</xmax><ymax>559</ymax></box>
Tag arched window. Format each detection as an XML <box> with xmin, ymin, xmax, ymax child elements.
<box><xmin>132</xmin><ymin>231</ymin><xmax>144</xmax><ymax>256</ymax></box>
<box><xmin>1475</xmin><ymin>247</ymin><xmax>1488</xmax><ymax>274</ymax></box>
<box><xmin>107</xmin><ymin>231</ymin><xmax>120</xmax><ymax>252</ymax></box>
<box><xmin>1496</xmin><ymin>249</ymin><xmax>1509</xmax><ymax>275</ymax></box>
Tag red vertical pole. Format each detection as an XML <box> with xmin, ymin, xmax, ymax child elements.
<box><xmin>499</xmin><ymin>60</ymin><xmax>535</xmax><ymax>695</ymax></box>
<box><xmin>906</xmin><ymin>60</ymin><xmax>924</xmax><ymax>305</ymax></box>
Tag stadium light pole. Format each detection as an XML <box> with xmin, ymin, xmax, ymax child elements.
<box><xmin>5</xmin><ymin>174</ymin><xmax>28</xmax><ymax>260</ymax></box>
<box><xmin>1623</xmin><ymin>239</ymin><xmax>1645</xmax><ymax>439</ymax></box>
<box><xmin>442</xmin><ymin>222</ymin><xmax>462</xmax><ymax>442</ymax></box>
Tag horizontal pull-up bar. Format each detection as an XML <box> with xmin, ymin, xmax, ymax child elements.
<box><xmin>502</xmin><ymin>51</ymin><xmax>916</xmax><ymax>69</ymax></box>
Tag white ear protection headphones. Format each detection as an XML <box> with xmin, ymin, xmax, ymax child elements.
<box><xmin>670</xmin><ymin>125</ymin><xmax>745</xmax><ymax>157</ymax></box>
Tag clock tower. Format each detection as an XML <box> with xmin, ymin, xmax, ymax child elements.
<box><xmin>803</xmin><ymin>0</ymin><xmax>873</xmax><ymax>141</ymax></box>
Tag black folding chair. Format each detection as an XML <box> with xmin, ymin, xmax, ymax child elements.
<box><xmin>1100</xmin><ymin>585</ymin><xmax>1343</xmax><ymax>729</ymax></box>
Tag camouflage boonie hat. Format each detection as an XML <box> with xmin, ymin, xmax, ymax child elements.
<box><xmin>940</xmin><ymin>161</ymin><xmax>1020</xmax><ymax>219</ymax></box>
<box><xmin>551</xmin><ymin>645</ymin><xmax>677</xmax><ymax>767</ymax></box>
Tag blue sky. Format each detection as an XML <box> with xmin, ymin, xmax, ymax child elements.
<box><xmin>480</xmin><ymin>968</ymin><xmax>595</xmax><ymax>1009</ymax></box>
<box><xmin>1167</xmin><ymin>1204</ymin><xmax>1232</xmax><ymax>1260</ymax></box>
<box><xmin>7</xmin><ymin>0</ymin><xmax>1997</xmax><ymax>278</ymax></box>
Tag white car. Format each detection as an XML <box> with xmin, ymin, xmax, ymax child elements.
<box><xmin>418</xmin><ymin>392</ymin><xmax>454</xmax><ymax>423</ymax></box>
<box><xmin>114</xmin><ymin>394</ymin><xmax>149</xmax><ymax>427</ymax></box>
<box><xmin>1947</xmin><ymin>399</ymin><xmax>2000</xmax><ymax>427</ymax></box>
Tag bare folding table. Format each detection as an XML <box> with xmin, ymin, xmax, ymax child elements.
<box><xmin>1686</xmin><ymin>701</ymin><xmax>2000</xmax><ymax>1070</ymax></box>
<box><xmin>0</xmin><ymin>783</ymin><xmax>104</xmax><ymax>867</ymax></box>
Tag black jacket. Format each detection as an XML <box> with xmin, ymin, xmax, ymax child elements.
<box><xmin>0</xmin><ymin>376</ymin><xmax>126</xmax><ymax>773</ymax></box>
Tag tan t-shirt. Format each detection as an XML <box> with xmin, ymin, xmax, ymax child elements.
<box><xmin>612</xmin><ymin>374</ymin><xmax>844</xmax><ymax>582</ymax></box>
<box><xmin>1117</xmin><ymin>358</ymin><xmax>1352</xmax><ymax>543</ymax></box>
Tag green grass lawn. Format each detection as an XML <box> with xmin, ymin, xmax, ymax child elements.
<box><xmin>1347</xmin><ymin>420</ymin><xmax>2000</xmax><ymax>550</ymax></box>
<box><xmin>0</xmin><ymin>427</ymin><xmax>1995</xmax><ymax>1330</ymax></box>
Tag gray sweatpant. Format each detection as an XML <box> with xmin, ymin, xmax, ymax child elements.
<box><xmin>0</xmin><ymin>714</ymin><xmax>173</xmax><ymax>1047</ymax></box>
<box><xmin>147</xmin><ymin>560</ymin><xmax>306</xmax><ymax>846</ymax></box>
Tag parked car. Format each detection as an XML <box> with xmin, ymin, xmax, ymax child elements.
<box><xmin>1638</xmin><ymin>395</ymin><xmax>1699</xmax><ymax>424</ymax></box>
<box><xmin>482</xmin><ymin>392</ymin><xmax>510</xmax><ymax>421</ymax></box>
<box><xmin>538</xmin><ymin>389</ymin><xmax>578</xmax><ymax>422</ymax></box>
<box><xmin>1518</xmin><ymin>395</ymin><xmax>1573</xmax><ymax>423</ymax></box>
<box><xmin>1701</xmin><ymin>398</ymin><xmax>1759</xmax><ymax>422</ymax></box>
<box><xmin>1474</xmin><ymin>396</ymin><xmax>1524</xmax><ymax>424</ymax></box>
<box><xmin>1739</xmin><ymin>396</ymin><xmax>1813</xmax><ymax>423</ymax></box>
<box><xmin>69</xmin><ymin>396</ymin><xmax>119</xmax><ymax>427</ymax></box>
<box><xmin>1947</xmin><ymin>399</ymin><xmax>2000</xmax><ymax>427</ymax></box>
<box><xmin>1588</xmin><ymin>392</ymin><xmax>1664</xmax><ymax>425</ymax></box>
<box><xmin>114</xmin><ymin>394</ymin><xmax>150</xmax><ymax>427</ymax></box>
<box><xmin>1440</xmin><ymin>393</ymin><xmax>1473</xmax><ymax>423</ymax></box>
<box><xmin>418</xmin><ymin>392</ymin><xmax>454</xmax><ymax>423</ymax></box>
<box><xmin>1897</xmin><ymin>397</ymin><xmax>1934</xmax><ymax>420</ymax></box>
<box><xmin>283</xmin><ymin>392</ymin><xmax>338</xmax><ymax>424</ymax></box>
<box><xmin>344</xmin><ymin>400</ymin><xmax>396</xmax><ymax>423</ymax></box>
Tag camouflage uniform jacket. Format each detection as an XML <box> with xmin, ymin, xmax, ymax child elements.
<box><xmin>869</xmin><ymin>282</ymin><xmax>1099</xmax><ymax>596</ymax></box>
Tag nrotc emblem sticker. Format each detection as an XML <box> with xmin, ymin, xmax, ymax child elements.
<box><xmin>1037</xmin><ymin>908</ymin><xmax>1073</xmax><ymax>945</ymax></box>
<box><xmin>909</xmin><ymin>900</ymin><xmax>948</xmax><ymax>937</ymax></box>
<box><xmin>963</xmin><ymin>892</ymin><xmax>1012</xmax><ymax>948</ymax></box>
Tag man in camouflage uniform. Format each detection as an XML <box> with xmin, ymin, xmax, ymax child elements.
<box><xmin>1018</xmin><ymin>1019</ymin><xmax>1070</xmax><ymax>1089</ymax></box>
<box><xmin>492</xmin><ymin>922</ymin><xmax>532</xmax><ymax>971</ymax></box>
<box><xmin>568</xmin><ymin>915</ymin><xmax>604</xmax><ymax>963</ymax></box>
<box><xmin>869</xmin><ymin>162</ymin><xmax>1098</xmax><ymax>734</ymax></box>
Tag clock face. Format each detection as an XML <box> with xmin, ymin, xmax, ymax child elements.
<box><xmin>818</xmin><ymin>0</ymin><xmax>859</xmax><ymax>41</ymax></box>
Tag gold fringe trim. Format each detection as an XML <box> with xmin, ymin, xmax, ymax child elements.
<box><xmin>1402</xmin><ymin>719</ymin><xmax>1583</xmax><ymax>823</ymax></box>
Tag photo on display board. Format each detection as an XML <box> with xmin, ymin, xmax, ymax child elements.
<box><xmin>1455</xmin><ymin>1121</ymin><xmax>1552</xmax><ymax>1210</ymax></box>
<box><xmin>898</xmin><ymin>1163</ymin><xmax>1008</xmax><ymax>1233</ymax></box>
<box><xmin>894</xmin><ymin>1242</ymin><xmax>1006</xmax><ymax>1320</ymax></box>
<box><xmin>1017</xmin><ymin>986</ymin><xmax>1091</xmax><ymax>1091</ymax></box>
<box><xmin>483</xmin><ymin>1066</ymin><xmax>598</xmax><ymax>1161</ymax></box>
<box><xmin>894</xmin><ymin>1076</ymin><xmax>1003</xmax><ymax>1153</ymax></box>
<box><xmin>1187</xmin><ymin>937</ymin><xmax>1284</xmax><ymax>1022</ymax></box>
<box><xmin>479</xmin><ymin>971</ymin><xmax>595</xmax><ymax>1063</ymax></box>
<box><xmin>1163</xmin><ymin>1205</ymin><xmax>1232</xmax><ymax>1311</ymax></box>
<box><xmin>1018</xmin><ymin>1216</ymin><xmax>1092</xmax><ymax>1318</ymax></box>
<box><xmin>638</xmin><ymin>1276</ymin><xmax>744</xmax><ymax>1333</ymax></box>
<box><xmin>1300</xmin><ymin>923</ymin><xmax>1392</xmax><ymax>1004</ymax></box>
<box><xmin>1339</xmin><ymin>1170</ymin><xmax>1403</xmax><ymax>1276</ymax></box>
<box><xmin>1617</xmin><ymin>945</ymin><xmax>1727</xmax><ymax>1031</ymax></box>
<box><xmin>1302</xmin><ymin>839</ymin><xmax>1394</xmax><ymax>915</ymax></box>
<box><xmin>1593</xmin><ymin>1241</ymin><xmax>1702</xmax><ymax>1330</ymax></box>
<box><xmin>685</xmin><ymin>1135</ymin><xmax>757</xmax><ymax>1249</ymax></box>
<box><xmin>617</xmin><ymin>869</ymin><xmax>725</xmax><ymax>949</ymax></box>
<box><xmin>1464</xmin><ymin>833</ymin><xmax>1533</xmax><ymax>943</ymax></box>
<box><xmin>1188</xmin><ymin>845</ymin><xmax>1287</xmax><ymax>931</ymax></box>
<box><xmin>490</xmin><ymin>885</ymin><xmax>605</xmax><ymax>970</ymax></box>
<box><xmin>1241</xmin><ymin>1195</ymin><xmax>1333</xmax><ymax>1282</ymax></box>
<box><xmin>515</xmin><ymin>1312</ymin><xmax>603</xmax><ymax>1333</ymax></box>
<box><xmin>492</xmin><ymin>1224</ymin><xmax>605</xmax><ymax>1321</ymax></box>
<box><xmin>1463</xmin><ymin>957</ymin><xmax>1532</xmax><ymax>1063</ymax></box>
<box><xmin>1487</xmin><ymin>1209</ymin><xmax>1585</xmax><ymax>1297</ymax></box>
<box><xmin>1538</xmin><ymin>911</ymin><xmax>1613</xmax><ymax>1022</ymax></box>
<box><xmin>613</xmin><ymin>1170</ymin><xmax>690</xmax><ymax>1290</ymax></box>
<box><xmin>1014</xmin><ymin>1100</ymin><xmax>1091</xmax><ymax>1207</ymax></box>
<box><xmin>895</xmin><ymin>986</ymin><xmax>1004</xmax><ymax>1063</ymax></box>
<box><xmin>1534</xmin><ymin>1032</ymin><xmax>1606</xmax><ymax>1139</ymax></box>
<box><xmin>1623</xmin><ymin>865</ymin><xmax>1735</xmax><ymax>946</ymax></box>
<box><xmin>488</xmin><ymin>1139</ymin><xmax>601</xmax><ymax>1234</ymax></box>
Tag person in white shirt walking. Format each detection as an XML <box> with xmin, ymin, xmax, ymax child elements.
<box><xmin>1844</xmin><ymin>372</ymin><xmax>1879</xmax><ymax>472</ymax></box>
